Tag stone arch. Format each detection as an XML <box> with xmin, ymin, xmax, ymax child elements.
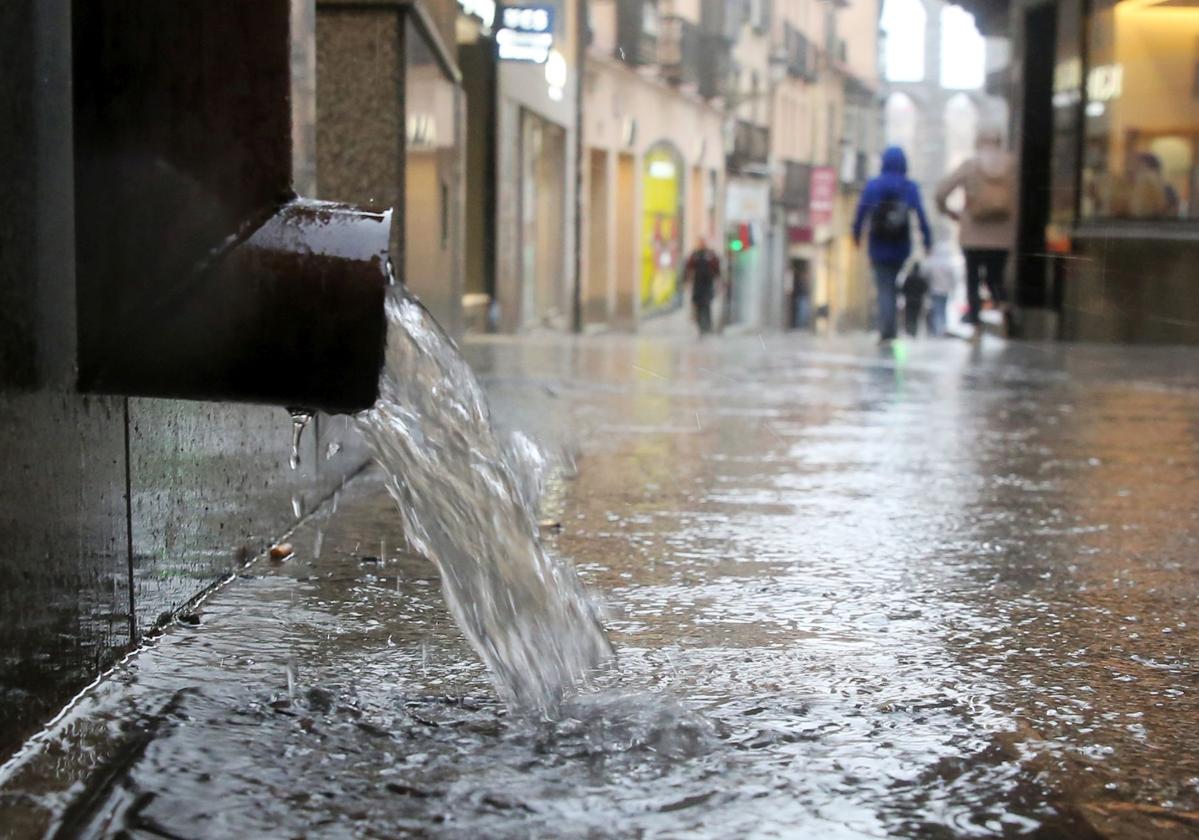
<box><xmin>885</xmin><ymin>91</ymin><xmax>920</xmax><ymax>160</ymax></box>
<box><xmin>943</xmin><ymin>91</ymin><xmax>980</xmax><ymax>173</ymax></box>
<box><xmin>939</xmin><ymin>4</ymin><xmax>985</xmax><ymax>90</ymax></box>
<box><xmin>881</xmin><ymin>0</ymin><xmax>928</xmax><ymax>83</ymax></box>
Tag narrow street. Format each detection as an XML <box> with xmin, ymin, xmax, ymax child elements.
<box><xmin>3</xmin><ymin>331</ymin><xmax>1198</xmax><ymax>838</ymax></box>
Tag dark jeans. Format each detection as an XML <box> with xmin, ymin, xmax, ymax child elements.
<box><xmin>793</xmin><ymin>294</ymin><xmax>811</xmax><ymax>330</ymax></box>
<box><xmin>964</xmin><ymin>249</ymin><xmax>1008</xmax><ymax>324</ymax></box>
<box><xmin>903</xmin><ymin>291</ymin><xmax>924</xmax><ymax>337</ymax></box>
<box><xmin>872</xmin><ymin>262</ymin><xmax>902</xmax><ymax>340</ymax></box>
<box><xmin>694</xmin><ymin>300</ymin><xmax>713</xmax><ymax>335</ymax></box>
<box><xmin>926</xmin><ymin>293</ymin><xmax>948</xmax><ymax>336</ymax></box>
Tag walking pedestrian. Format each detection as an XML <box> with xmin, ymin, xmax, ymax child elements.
<box><xmin>935</xmin><ymin>126</ymin><xmax>1016</xmax><ymax>338</ymax></box>
<box><xmin>684</xmin><ymin>237</ymin><xmax>721</xmax><ymax>337</ymax></box>
<box><xmin>923</xmin><ymin>240</ymin><xmax>963</xmax><ymax>337</ymax></box>
<box><xmin>790</xmin><ymin>259</ymin><xmax>811</xmax><ymax>330</ymax></box>
<box><xmin>853</xmin><ymin>147</ymin><xmax>933</xmax><ymax>343</ymax></box>
<box><xmin>901</xmin><ymin>262</ymin><xmax>928</xmax><ymax>337</ymax></box>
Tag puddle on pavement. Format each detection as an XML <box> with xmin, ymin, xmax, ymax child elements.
<box><xmin>2</xmin><ymin>334</ymin><xmax>1199</xmax><ymax>838</ymax></box>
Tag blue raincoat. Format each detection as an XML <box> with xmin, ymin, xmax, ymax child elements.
<box><xmin>852</xmin><ymin>146</ymin><xmax>933</xmax><ymax>266</ymax></box>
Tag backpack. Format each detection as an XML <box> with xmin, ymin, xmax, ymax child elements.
<box><xmin>870</xmin><ymin>189</ymin><xmax>909</xmax><ymax>242</ymax></box>
<box><xmin>968</xmin><ymin>163</ymin><xmax>1013</xmax><ymax>223</ymax></box>
<box><xmin>903</xmin><ymin>265</ymin><xmax>928</xmax><ymax>299</ymax></box>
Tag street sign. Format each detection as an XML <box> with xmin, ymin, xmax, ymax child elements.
<box><xmin>809</xmin><ymin>166</ymin><xmax>836</xmax><ymax>228</ymax></box>
<box><xmin>496</xmin><ymin>5</ymin><xmax>555</xmax><ymax>63</ymax></box>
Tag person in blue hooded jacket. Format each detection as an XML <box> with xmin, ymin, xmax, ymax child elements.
<box><xmin>853</xmin><ymin>146</ymin><xmax>933</xmax><ymax>342</ymax></box>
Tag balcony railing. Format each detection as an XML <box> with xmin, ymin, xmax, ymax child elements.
<box><xmin>616</xmin><ymin>0</ymin><xmax>658</xmax><ymax>66</ymax></box>
<box><xmin>701</xmin><ymin>0</ymin><xmax>744</xmax><ymax>43</ymax></box>
<box><xmin>751</xmin><ymin>0</ymin><xmax>772</xmax><ymax>34</ymax></box>
<box><xmin>729</xmin><ymin>120</ymin><xmax>770</xmax><ymax>173</ymax></box>
<box><xmin>697</xmin><ymin>31</ymin><xmax>732</xmax><ymax>99</ymax></box>
<box><xmin>780</xmin><ymin>160</ymin><xmax>812</xmax><ymax>209</ymax></box>
<box><xmin>839</xmin><ymin>147</ymin><xmax>869</xmax><ymax>190</ymax></box>
<box><xmin>659</xmin><ymin>15</ymin><xmax>701</xmax><ymax>86</ymax></box>
<box><xmin>782</xmin><ymin>24</ymin><xmax>818</xmax><ymax>81</ymax></box>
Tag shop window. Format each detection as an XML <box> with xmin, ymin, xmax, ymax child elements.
<box><xmin>1083</xmin><ymin>0</ymin><xmax>1199</xmax><ymax>221</ymax></box>
<box><xmin>404</xmin><ymin>19</ymin><xmax>462</xmax><ymax>324</ymax></box>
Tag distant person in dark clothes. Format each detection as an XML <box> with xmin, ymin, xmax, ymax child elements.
<box><xmin>684</xmin><ymin>238</ymin><xmax>721</xmax><ymax>336</ymax></box>
<box><xmin>902</xmin><ymin>262</ymin><xmax>929</xmax><ymax>337</ymax></box>
<box><xmin>853</xmin><ymin>146</ymin><xmax>933</xmax><ymax>343</ymax></box>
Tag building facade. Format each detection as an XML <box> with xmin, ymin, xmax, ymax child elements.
<box><xmin>575</xmin><ymin>0</ymin><xmax>883</xmax><ymax>334</ymax></box>
<box><xmin>768</xmin><ymin>0</ymin><xmax>883</xmax><ymax>333</ymax></box>
<box><xmin>580</xmin><ymin>0</ymin><xmax>728</xmax><ymax>330</ymax></box>
<box><xmin>458</xmin><ymin>0</ymin><xmax>885</xmax><ymax>336</ymax></box>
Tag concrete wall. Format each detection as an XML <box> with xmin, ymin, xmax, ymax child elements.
<box><xmin>1063</xmin><ymin>230</ymin><xmax>1199</xmax><ymax>343</ymax></box>
<box><xmin>0</xmin><ymin>0</ymin><xmax>461</xmax><ymax>759</ymax></box>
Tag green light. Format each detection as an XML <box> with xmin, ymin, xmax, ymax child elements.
<box><xmin>730</xmin><ymin>239</ymin><xmax>744</xmax><ymax>252</ymax></box>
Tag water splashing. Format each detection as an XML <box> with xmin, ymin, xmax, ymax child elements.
<box><xmin>289</xmin><ymin>410</ymin><xmax>312</xmax><ymax>470</ymax></box>
<box><xmin>356</xmin><ymin>289</ymin><xmax>613</xmax><ymax>712</ymax></box>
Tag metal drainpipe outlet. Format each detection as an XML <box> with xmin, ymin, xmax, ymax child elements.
<box><xmin>71</xmin><ymin>0</ymin><xmax>392</xmax><ymax>415</ymax></box>
<box><xmin>83</xmin><ymin>197</ymin><xmax>392</xmax><ymax>415</ymax></box>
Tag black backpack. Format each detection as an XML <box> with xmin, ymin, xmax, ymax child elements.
<box><xmin>903</xmin><ymin>265</ymin><xmax>928</xmax><ymax>298</ymax></box>
<box><xmin>870</xmin><ymin>189</ymin><xmax>909</xmax><ymax>242</ymax></box>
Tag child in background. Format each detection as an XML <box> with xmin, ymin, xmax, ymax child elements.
<box><xmin>923</xmin><ymin>241</ymin><xmax>964</xmax><ymax>337</ymax></box>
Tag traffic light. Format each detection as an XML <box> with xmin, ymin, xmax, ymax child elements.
<box><xmin>728</xmin><ymin>222</ymin><xmax>753</xmax><ymax>253</ymax></box>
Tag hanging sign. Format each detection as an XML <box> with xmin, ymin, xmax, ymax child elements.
<box><xmin>496</xmin><ymin>5</ymin><xmax>555</xmax><ymax>63</ymax></box>
<box><xmin>809</xmin><ymin>166</ymin><xmax>837</xmax><ymax>228</ymax></box>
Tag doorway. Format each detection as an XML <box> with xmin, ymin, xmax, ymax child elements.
<box><xmin>519</xmin><ymin>110</ymin><xmax>566</xmax><ymax>328</ymax></box>
<box><xmin>1015</xmin><ymin>4</ymin><xmax>1056</xmax><ymax>311</ymax></box>
<box><xmin>615</xmin><ymin>152</ymin><xmax>637</xmax><ymax>325</ymax></box>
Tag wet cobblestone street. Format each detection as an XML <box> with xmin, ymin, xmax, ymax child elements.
<box><xmin>2</xmin><ymin>332</ymin><xmax>1198</xmax><ymax>838</ymax></box>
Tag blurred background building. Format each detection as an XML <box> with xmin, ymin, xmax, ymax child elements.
<box><xmin>580</xmin><ymin>0</ymin><xmax>728</xmax><ymax>329</ymax></box>
<box><xmin>453</xmin><ymin>0</ymin><xmax>1199</xmax><ymax>345</ymax></box>
<box><xmin>455</xmin><ymin>0</ymin><xmax>886</xmax><ymax>336</ymax></box>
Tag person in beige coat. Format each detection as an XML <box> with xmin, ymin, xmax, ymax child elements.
<box><xmin>935</xmin><ymin>127</ymin><xmax>1016</xmax><ymax>331</ymax></box>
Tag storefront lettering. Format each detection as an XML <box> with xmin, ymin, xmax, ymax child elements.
<box><xmin>1087</xmin><ymin>64</ymin><xmax>1123</xmax><ymax>102</ymax></box>
<box><xmin>497</xmin><ymin>5</ymin><xmax>555</xmax><ymax>63</ymax></box>
<box><xmin>1052</xmin><ymin>60</ymin><xmax>1122</xmax><ymax>108</ymax></box>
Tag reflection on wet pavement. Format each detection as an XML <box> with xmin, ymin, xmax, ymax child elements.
<box><xmin>2</xmin><ymin>333</ymin><xmax>1198</xmax><ymax>838</ymax></box>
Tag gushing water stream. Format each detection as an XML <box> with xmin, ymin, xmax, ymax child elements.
<box><xmin>354</xmin><ymin>289</ymin><xmax>614</xmax><ymax>711</ymax></box>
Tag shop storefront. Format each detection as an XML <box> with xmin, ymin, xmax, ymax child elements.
<box><xmin>725</xmin><ymin>178</ymin><xmax>772</xmax><ymax>328</ymax></box>
<box><xmin>1019</xmin><ymin>0</ymin><xmax>1199</xmax><ymax>342</ymax></box>
<box><xmin>641</xmin><ymin>143</ymin><xmax>684</xmax><ymax>313</ymax></box>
